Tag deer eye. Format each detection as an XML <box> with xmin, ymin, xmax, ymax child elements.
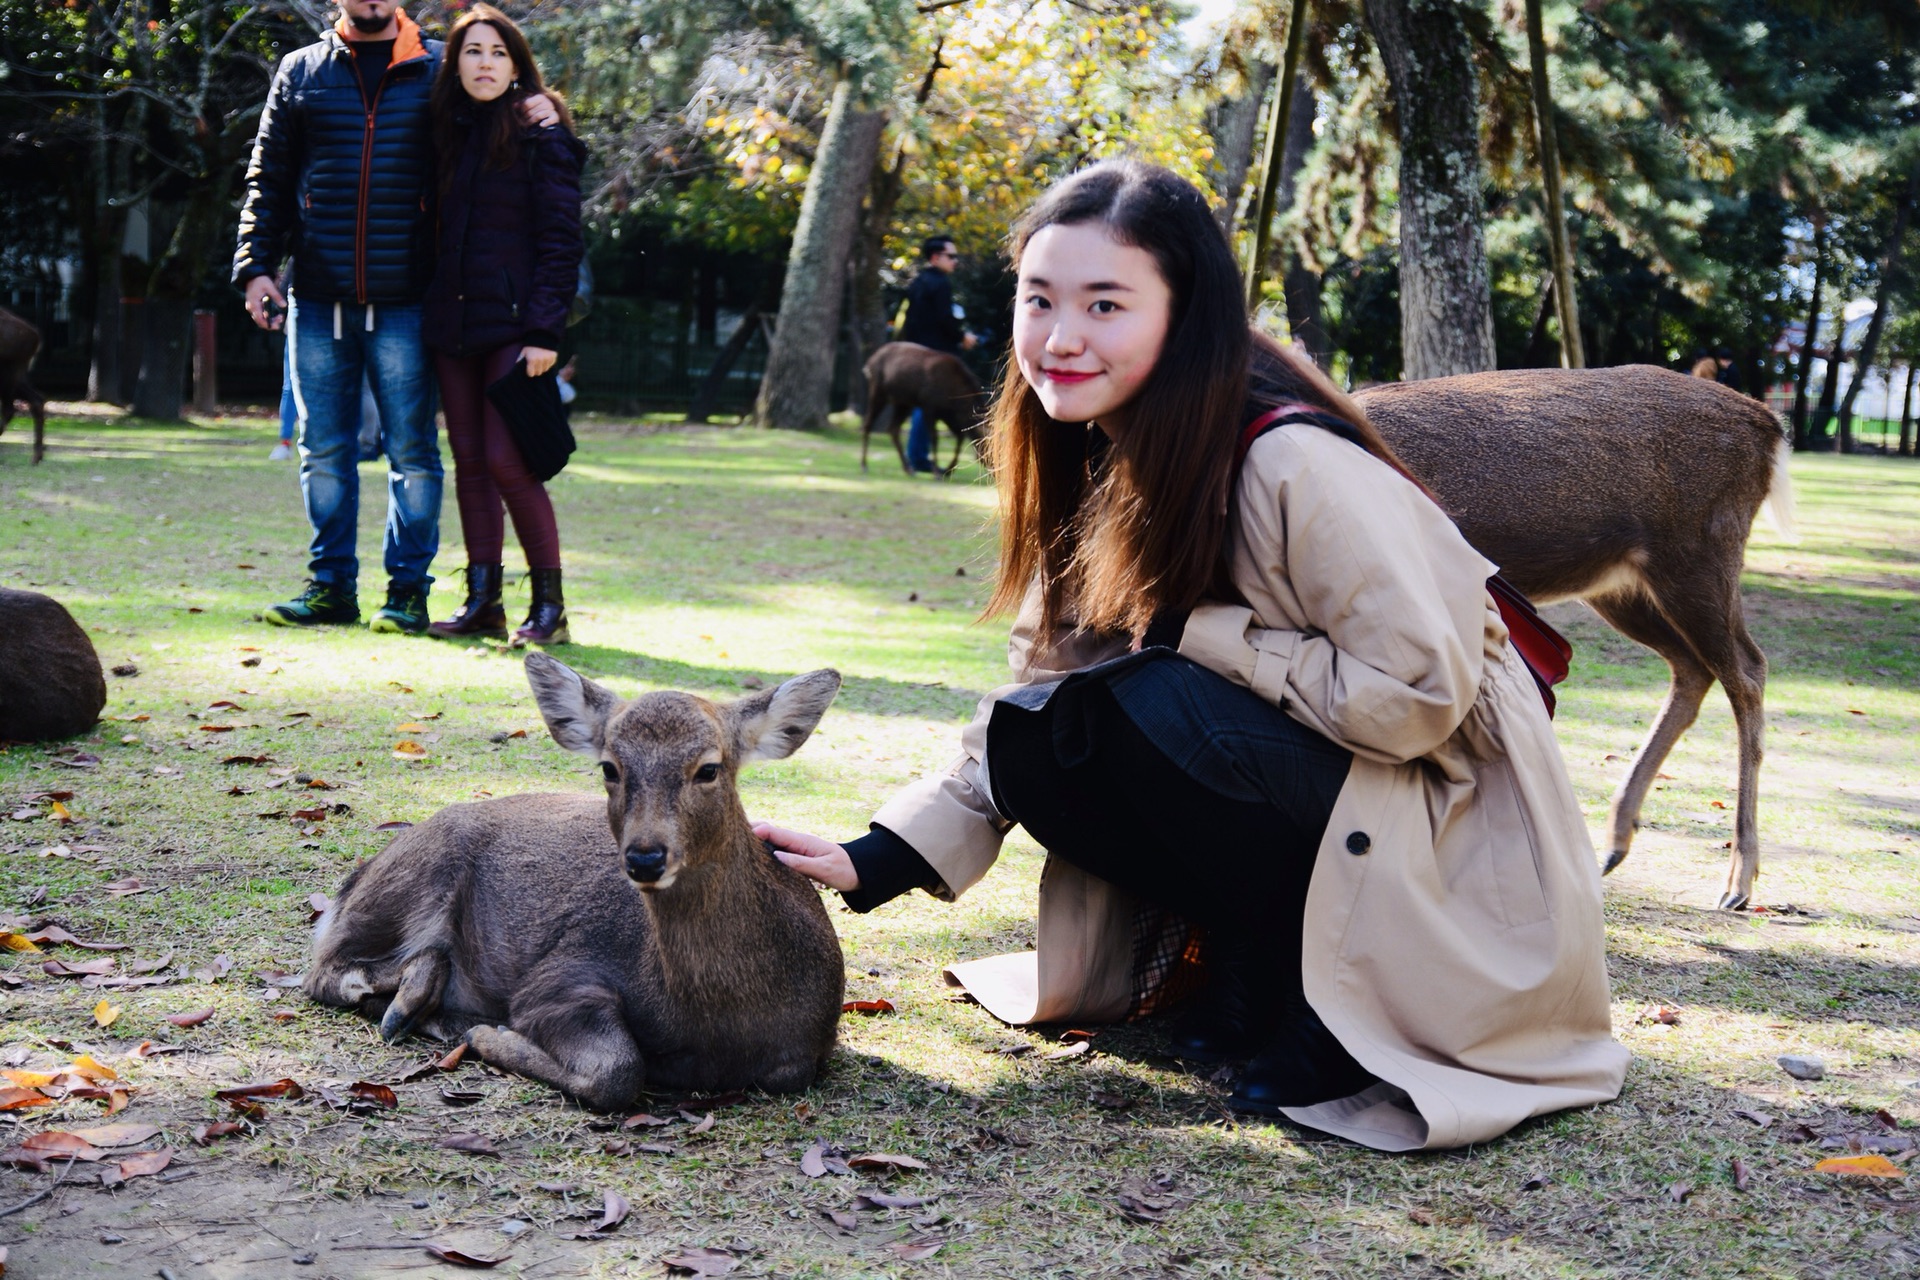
<box><xmin>598</xmin><ymin>761</ymin><xmax>618</xmax><ymax>784</ymax></box>
<box><xmin>693</xmin><ymin>762</ymin><xmax>721</xmax><ymax>784</ymax></box>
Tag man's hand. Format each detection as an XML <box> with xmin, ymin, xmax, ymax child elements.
<box><xmin>752</xmin><ymin>822</ymin><xmax>860</xmax><ymax>892</ymax></box>
<box><xmin>961</xmin><ymin>332</ymin><xmax>978</xmax><ymax>351</ymax></box>
<box><xmin>523</xmin><ymin>346</ymin><xmax>558</xmax><ymax>377</ymax></box>
<box><xmin>517</xmin><ymin>93</ymin><xmax>559</xmax><ymax>129</ymax></box>
<box><xmin>245</xmin><ymin>276</ymin><xmax>287</xmax><ymax>332</ymax></box>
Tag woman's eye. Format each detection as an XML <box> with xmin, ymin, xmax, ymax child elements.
<box><xmin>694</xmin><ymin>763</ymin><xmax>721</xmax><ymax>784</ymax></box>
<box><xmin>1023</xmin><ymin>295</ymin><xmax>1050</xmax><ymax>310</ymax></box>
<box><xmin>599</xmin><ymin>761</ymin><xmax>618</xmax><ymax>783</ymax></box>
<box><xmin>1091</xmin><ymin>299</ymin><xmax>1119</xmax><ymax>314</ymax></box>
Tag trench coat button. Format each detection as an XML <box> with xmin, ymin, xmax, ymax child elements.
<box><xmin>1345</xmin><ymin>831</ymin><xmax>1370</xmax><ymax>855</ymax></box>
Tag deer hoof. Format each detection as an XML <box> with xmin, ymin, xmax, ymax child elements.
<box><xmin>1717</xmin><ymin>889</ymin><xmax>1750</xmax><ymax>912</ymax></box>
<box><xmin>379</xmin><ymin>1002</ymin><xmax>420</xmax><ymax>1043</ymax></box>
<box><xmin>1601</xmin><ymin>849</ymin><xmax>1628</xmax><ymax>876</ymax></box>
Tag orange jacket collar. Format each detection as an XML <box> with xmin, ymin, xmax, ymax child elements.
<box><xmin>334</xmin><ymin>7</ymin><xmax>428</xmax><ymax>64</ymax></box>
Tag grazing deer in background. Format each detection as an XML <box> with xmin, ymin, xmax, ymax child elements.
<box><xmin>1356</xmin><ymin>365</ymin><xmax>1793</xmax><ymax>911</ymax></box>
<box><xmin>0</xmin><ymin>306</ymin><xmax>48</xmax><ymax>464</ymax></box>
<box><xmin>305</xmin><ymin>655</ymin><xmax>847</xmax><ymax>1107</ymax></box>
<box><xmin>861</xmin><ymin>341</ymin><xmax>990</xmax><ymax>477</ymax></box>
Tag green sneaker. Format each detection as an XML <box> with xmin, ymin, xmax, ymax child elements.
<box><xmin>264</xmin><ymin>579</ymin><xmax>359</xmax><ymax>627</ymax></box>
<box><xmin>369</xmin><ymin>582</ymin><xmax>430</xmax><ymax>635</ymax></box>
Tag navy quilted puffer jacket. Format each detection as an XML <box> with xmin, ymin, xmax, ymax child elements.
<box><xmin>231</xmin><ymin>13</ymin><xmax>442</xmax><ymax>305</ymax></box>
<box><xmin>422</xmin><ymin>105</ymin><xmax>587</xmax><ymax>357</ymax></box>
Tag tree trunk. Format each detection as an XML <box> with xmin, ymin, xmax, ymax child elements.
<box><xmin>88</xmin><ymin>228</ymin><xmax>125</xmax><ymax>406</ymax></box>
<box><xmin>1362</xmin><ymin>0</ymin><xmax>1497</xmax><ymax>379</ymax></box>
<box><xmin>1791</xmin><ymin>218</ymin><xmax>1826</xmax><ymax>449</ymax></box>
<box><xmin>1837</xmin><ymin>159</ymin><xmax>1920</xmax><ymax>445</ymax></box>
<box><xmin>686</xmin><ymin>303</ymin><xmax>765</xmax><ymax>425</ymax></box>
<box><xmin>133</xmin><ymin>134</ymin><xmax>240</xmax><ymax>420</ymax></box>
<box><xmin>755</xmin><ymin>80</ymin><xmax>887</xmax><ymax>431</ymax></box>
<box><xmin>1901</xmin><ymin>361</ymin><xmax>1915</xmax><ymax>457</ymax></box>
<box><xmin>849</xmin><ymin>43</ymin><xmax>947</xmax><ymax>375</ymax></box>
<box><xmin>1244</xmin><ymin>0</ymin><xmax>1309</xmax><ymax>309</ymax></box>
<box><xmin>1524</xmin><ymin>273</ymin><xmax>1556</xmax><ymax>367</ymax></box>
<box><xmin>1208</xmin><ymin>60</ymin><xmax>1275</xmax><ymax>239</ymax></box>
<box><xmin>1277</xmin><ymin>82</ymin><xmax>1327</xmax><ymax>362</ymax></box>
<box><xmin>1811</xmin><ymin>326</ymin><xmax>1847</xmax><ymax>449</ymax></box>
<box><xmin>1524</xmin><ymin>0</ymin><xmax>1583</xmax><ymax>368</ymax></box>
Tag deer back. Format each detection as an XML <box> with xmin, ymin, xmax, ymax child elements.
<box><xmin>1355</xmin><ymin>366</ymin><xmax>1783</xmax><ymax>601</ymax></box>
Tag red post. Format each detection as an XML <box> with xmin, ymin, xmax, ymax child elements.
<box><xmin>192</xmin><ymin>309</ymin><xmax>217</xmax><ymax>415</ymax></box>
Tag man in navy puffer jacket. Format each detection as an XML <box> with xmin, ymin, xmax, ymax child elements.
<box><xmin>233</xmin><ymin>0</ymin><xmax>551</xmax><ymax>634</ymax></box>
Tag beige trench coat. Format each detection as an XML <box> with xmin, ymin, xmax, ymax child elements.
<box><xmin>873</xmin><ymin>423</ymin><xmax>1629</xmax><ymax>1151</ymax></box>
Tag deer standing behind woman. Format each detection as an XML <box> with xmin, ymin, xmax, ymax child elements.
<box><xmin>305</xmin><ymin>655</ymin><xmax>846</xmax><ymax>1107</ymax></box>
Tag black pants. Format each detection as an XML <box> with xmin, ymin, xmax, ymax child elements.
<box><xmin>985</xmin><ymin>655</ymin><xmax>1351</xmax><ymax>1001</ymax></box>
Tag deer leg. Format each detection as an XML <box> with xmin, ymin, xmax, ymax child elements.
<box><xmin>26</xmin><ymin>380</ymin><xmax>44</xmax><ymax>465</ymax></box>
<box><xmin>1649</xmin><ymin>568</ymin><xmax>1768</xmax><ymax>911</ymax></box>
<box><xmin>466</xmin><ymin>973</ymin><xmax>642</xmax><ymax>1112</ymax></box>
<box><xmin>940</xmin><ymin>416</ymin><xmax>962</xmax><ymax>480</ymax></box>
<box><xmin>860</xmin><ymin>400</ymin><xmax>881</xmax><ymax>472</ymax></box>
<box><xmin>1585</xmin><ymin>590</ymin><xmax>1715</xmax><ymax>879</ymax></box>
<box><xmin>379</xmin><ymin>948</ymin><xmax>450</xmax><ymax>1043</ymax></box>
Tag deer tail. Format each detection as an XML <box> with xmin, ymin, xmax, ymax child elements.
<box><xmin>1760</xmin><ymin>437</ymin><xmax>1798</xmax><ymax>543</ymax></box>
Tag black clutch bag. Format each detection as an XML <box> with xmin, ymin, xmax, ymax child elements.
<box><xmin>485</xmin><ymin>361</ymin><xmax>576</xmax><ymax>482</ymax></box>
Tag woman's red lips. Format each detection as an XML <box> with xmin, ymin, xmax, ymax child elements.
<box><xmin>1042</xmin><ymin>368</ymin><xmax>1098</xmax><ymax>383</ymax></box>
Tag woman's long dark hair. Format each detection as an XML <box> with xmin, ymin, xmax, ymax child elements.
<box><xmin>983</xmin><ymin>160</ymin><xmax>1424</xmax><ymax>640</ymax></box>
<box><xmin>429</xmin><ymin>4</ymin><xmax>573</xmax><ymax>192</ymax></box>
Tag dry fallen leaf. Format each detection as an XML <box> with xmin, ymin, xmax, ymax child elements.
<box><xmin>392</xmin><ymin>740</ymin><xmax>430</xmax><ymax>761</ymax></box>
<box><xmin>348</xmin><ymin>1081</ymin><xmax>398</xmax><ymax>1109</ymax></box>
<box><xmin>423</xmin><ymin>1244</ymin><xmax>510</xmax><ymax>1268</ymax></box>
<box><xmin>437</xmin><ymin>1043</ymin><xmax>468</xmax><ymax>1071</ymax></box>
<box><xmin>68</xmin><ymin>1055</ymin><xmax>116</xmax><ymax>1082</ymax></box>
<box><xmin>624</xmin><ymin>1113</ymin><xmax>671</xmax><ymax>1129</ymax></box>
<box><xmin>853</xmin><ymin>1191</ymin><xmax>935</xmax><ymax>1210</ymax></box>
<box><xmin>800</xmin><ymin>1138</ymin><xmax>829</xmax><ymax>1178</ymax></box>
<box><xmin>191</xmin><ymin>1121</ymin><xmax>244</xmax><ymax>1146</ymax></box>
<box><xmin>129</xmin><ymin>1041</ymin><xmax>184</xmax><ymax>1059</ymax></box>
<box><xmin>571</xmin><ymin>1189</ymin><xmax>632</xmax><ymax>1239</ymax></box>
<box><xmin>92</xmin><ymin>999</ymin><xmax>121</xmax><ymax>1028</ymax></box>
<box><xmin>1732</xmin><ymin>1156</ymin><xmax>1751</xmax><ymax>1192</ymax></box>
<box><xmin>438</xmin><ymin>1132</ymin><xmax>498</xmax><ymax>1155</ymax></box>
<box><xmin>21</xmin><ymin>1131</ymin><xmax>104</xmax><ymax>1161</ymax></box>
<box><xmin>847</xmin><ymin>1152</ymin><xmax>930</xmax><ymax>1173</ymax></box>
<box><xmin>166</xmin><ymin>1008</ymin><xmax>214</xmax><ymax>1029</ymax></box>
<box><xmin>42</xmin><ymin>957</ymin><xmax>115</xmax><ymax>978</ymax></box>
<box><xmin>886</xmin><ymin>1238</ymin><xmax>945</xmax><ymax>1261</ymax></box>
<box><xmin>841</xmin><ymin>999</ymin><xmax>895</xmax><ymax>1015</ymax></box>
<box><xmin>1813</xmin><ymin>1154</ymin><xmax>1906</xmax><ymax>1178</ymax></box>
<box><xmin>0</xmin><ymin>933</ymin><xmax>40</xmax><ymax>953</ymax></box>
<box><xmin>192</xmin><ymin>954</ymin><xmax>234</xmax><ymax>983</ymax></box>
<box><xmin>660</xmin><ymin>1247</ymin><xmax>741</xmax><ymax>1276</ymax></box>
<box><xmin>214</xmin><ymin>1078</ymin><xmax>304</xmax><ymax>1104</ymax></box>
<box><xmin>68</xmin><ymin>1123</ymin><xmax>159</xmax><ymax>1148</ymax></box>
<box><xmin>99</xmin><ymin>1149</ymin><xmax>171</xmax><ymax>1188</ymax></box>
<box><xmin>1044</xmin><ymin>1040</ymin><xmax>1091</xmax><ymax>1061</ymax></box>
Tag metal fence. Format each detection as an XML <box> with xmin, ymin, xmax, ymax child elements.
<box><xmin>9</xmin><ymin>291</ymin><xmax>835</xmax><ymax>417</ymax></box>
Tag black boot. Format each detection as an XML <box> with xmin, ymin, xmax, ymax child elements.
<box><xmin>428</xmin><ymin>564</ymin><xmax>507</xmax><ymax>639</ymax></box>
<box><xmin>512</xmin><ymin>567</ymin><xmax>569</xmax><ymax>646</ymax></box>
<box><xmin>1229</xmin><ymin>996</ymin><xmax>1379</xmax><ymax>1115</ymax></box>
<box><xmin>1165</xmin><ymin>935</ymin><xmax>1277</xmax><ymax>1065</ymax></box>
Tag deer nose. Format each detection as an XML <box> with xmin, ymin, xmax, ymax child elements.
<box><xmin>624</xmin><ymin>845</ymin><xmax>669</xmax><ymax>883</ymax></box>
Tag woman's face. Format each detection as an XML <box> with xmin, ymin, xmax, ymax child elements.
<box><xmin>1013</xmin><ymin>221</ymin><xmax>1173</xmax><ymax>432</ymax></box>
<box><xmin>456</xmin><ymin>23</ymin><xmax>513</xmax><ymax>103</ymax></box>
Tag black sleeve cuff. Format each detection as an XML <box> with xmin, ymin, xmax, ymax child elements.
<box><xmin>522</xmin><ymin>329</ymin><xmax>562</xmax><ymax>353</ymax></box>
<box><xmin>839</xmin><ymin>824</ymin><xmax>940</xmax><ymax>914</ymax></box>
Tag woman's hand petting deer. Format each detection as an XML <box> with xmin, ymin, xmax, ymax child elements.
<box><xmin>757</xmin><ymin>161</ymin><xmax>1628</xmax><ymax>1152</ymax></box>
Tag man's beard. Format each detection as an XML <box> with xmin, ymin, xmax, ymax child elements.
<box><xmin>346</xmin><ymin>9</ymin><xmax>390</xmax><ymax>33</ymax></box>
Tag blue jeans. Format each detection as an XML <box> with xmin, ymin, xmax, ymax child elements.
<box><xmin>286</xmin><ymin>297</ymin><xmax>442</xmax><ymax>589</ymax></box>
<box><xmin>906</xmin><ymin>408</ymin><xmax>934</xmax><ymax>471</ymax></box>
<box><xmin>278</xmin><ymin>343</ymin><xmax>296</xmax><ymax>445</ymax></box>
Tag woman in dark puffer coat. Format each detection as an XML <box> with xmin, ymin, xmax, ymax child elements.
<box><xmin>423</xmin><ymin>3</ymin><xmax>585</xmax><ymax>645</ymax></box>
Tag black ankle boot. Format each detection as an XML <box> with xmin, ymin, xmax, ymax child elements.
<box><xmin>512</xmin><ymin>567</ymin><xmax>569</xmax><ymax>646</ymax></box>
<box><xmin>1165</xmin><ymin>937</ymin><xmax>1276</xmax><ymax>1065</ymax></box>
<box><xmin>428</xmin><ymin>564</ymin><xmax>506</xmax><ymax>639</ymax></box>
<box><xmin>1229</xmin><ymin>997</ymin><xmax>1379</xmax><ymax>1115</ymax></box>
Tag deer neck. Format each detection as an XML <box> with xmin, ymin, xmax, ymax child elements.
<box><xmin>639</xmin><ymin>836</ymin><xmax>784</xmax><ymax>994</ymax></box>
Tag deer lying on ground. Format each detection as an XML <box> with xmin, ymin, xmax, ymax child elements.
<box><xmin>861</xmin><ymin>341</ymin><xmax>990</xmax><ymax>477</ymax></box>
<box><xmin>0</xmin><ymin>306</ymin><xmax>48</xmax><ymax>464</ymax></box>
<box><xmin>1354</xmin><ymin>365</ymin><xmax>1792</xmax><ymax>911</ymax></box>
<box><xmin>305</xmin><ymin>655</ymin><xmax>846</xmax><ymax>1107</ymax></box>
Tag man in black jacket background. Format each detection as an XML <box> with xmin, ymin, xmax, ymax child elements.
<box><xmin>895</xmin><ymin>236</ymin><xmax>976</xmax><ymax>474</ymax></box>
<box><xmin>233</xmin><ymin>0</ymin><xmax>552</xmax><ymax>633</ymax></box>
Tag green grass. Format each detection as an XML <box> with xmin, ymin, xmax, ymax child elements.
<box><xmin>2</xmin><ymin>410</ymin><xmax>1918</xmax><ymax>1278</ymax></box>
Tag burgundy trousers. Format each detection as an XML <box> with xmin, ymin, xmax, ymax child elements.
<box><xmin>434</xmin><ymin>345</ymin><xmax>561</xmax><ymax>570</ymax></box>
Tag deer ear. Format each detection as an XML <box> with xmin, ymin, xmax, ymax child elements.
<box><xmin>524</xmin><ymin>653</ymin><xmax>620</xmax><ymax>755</ymax></box>
<box><xmin>732</xmin><ymin>669</ymin><xmax>841</xmax><ymax>763</ymax></box>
